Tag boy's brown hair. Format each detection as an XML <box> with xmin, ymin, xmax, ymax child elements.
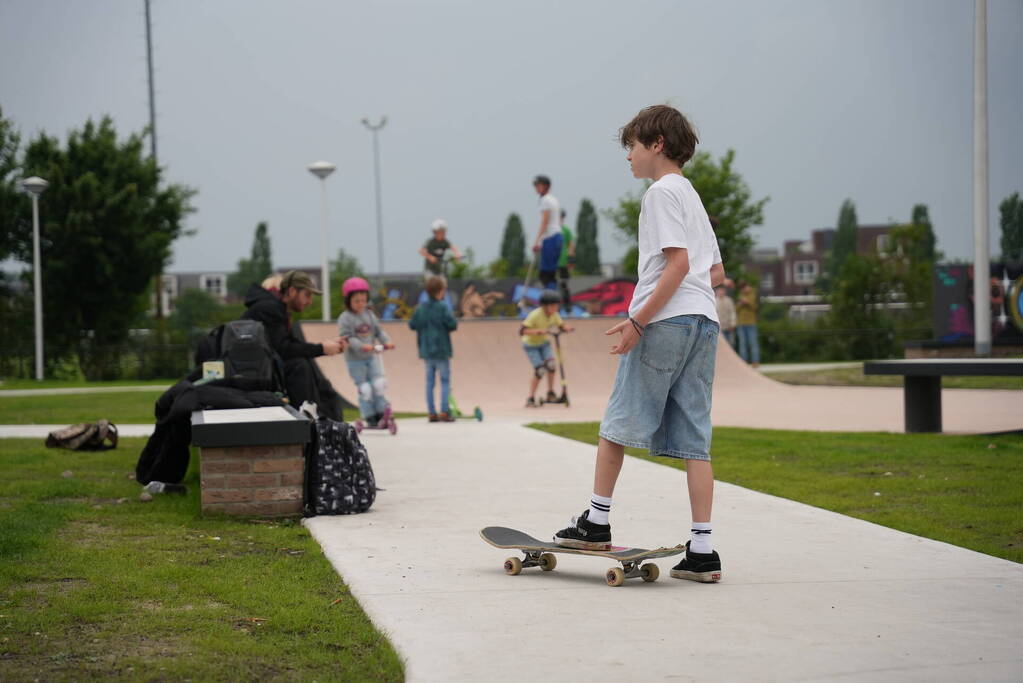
<box><xmin>619</xmin><ymin>104</ymin><xmax>699</xmax><ymax>166</ymax></box>
<box><xmin>425</xmin><ymin>276</ymin><xmax>446</xmax><ymax>300</ymax></box>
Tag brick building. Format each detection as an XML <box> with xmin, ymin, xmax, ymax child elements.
<box><xmin>746</xmin><ymin>225</ymin><xmax>893</xmax><ymax>297</ymax></box>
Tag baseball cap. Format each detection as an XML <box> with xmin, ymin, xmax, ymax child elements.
<box><xmin>281</xmin><ymin>270</ymin><xmax>322</xmax><ymax>294</ymax></box>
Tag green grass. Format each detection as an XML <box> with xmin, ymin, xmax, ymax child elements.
<box><xmin>531</xmin><ymin>423</ymin><xmax>1023</xmax><ymax>564</ymax></box>
<box><xmin>769</xmin><ymin>366</ymin><xmax>1023</xmax><ymax>390</ymax></box>
<box><xmin>0</xmin><ymin>378</ymin><xmax>177</xmax><ymax>390</ymax></box>
<box><xmin>0</xmin><ymin>437</ymin><xmax>404</xmax><ymax>681</ymax></box>
<box><xmin>0</xmin><ymin>389</ymin><xmax>425</xmax><ymax>426</ymax></box>
<box><xmin>0</xmin><ymin>391</ymin><xmax>166</xmax><ymax>424</ymax></box>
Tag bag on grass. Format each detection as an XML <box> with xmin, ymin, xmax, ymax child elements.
<box><xmin>45</xmin><ymin>419</ymin><xmax>118</xmax><ymax>451</ymax></box>
<box><xmin>304</xmin><ymin>418</ymin><xmax>376</xmax><ymax>515</ymax></box>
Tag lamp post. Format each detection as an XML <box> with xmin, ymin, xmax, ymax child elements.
<box><xmin>361</xmin><ymin>116</ymin><xmax>387</xmax><ymax>275</ymax></box>
<box><xmin>972</xmin><ymin>0</ymin><xmax>991</xmax><ymax>356</ymax></box>
<box><xmin>308</xmin><ymin>161</ymin><xmax>336</xmax><ymax>321</ymax></box>
<box><xmin>22</xmin><ymin>176</ymin><xmax>49</xmax><ymax>381</ymax></box>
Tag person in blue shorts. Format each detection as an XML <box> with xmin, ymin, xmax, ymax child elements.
<box><xmin>530</xmin><ymin>175</ymin><xmax>562</xmax><ymax>291</ymax></box>
<box><xmin>552</xmin><ymin>105</ymin><xmax>728</xmax><ymax>583</ymax></box>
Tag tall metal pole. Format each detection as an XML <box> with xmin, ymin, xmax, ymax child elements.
<box><xmin>972</xmin><ymin>0</ymin><xmax>991</xmax><ymax>355</ymax></box>
<box><xmin>319</xmin><ymin>177</ymin><xmax>331</xmax><ymax>321</ymax></box>
<box><xmin>144</xmin><ymin>0</ymin><xmax>157</xmax><ymax>162</ymax></box>
<box><xmin>23</xmin><ymin>176</ymin><xmax>48</xmax><ymax>381</ymax></box>
<box><xmin>31</xmin><ymin>194</ymin><xmax>44</xmax><ymax>380</ymax></box>
<box><xmin>362</xmin><ymin>116</ymin><xmax>387</xmax><ymax>276</ymax></box>
<box><xmin>308</xmin><ymin>161</ymin><xmax>337</xmax><ymax>321</ymax></box>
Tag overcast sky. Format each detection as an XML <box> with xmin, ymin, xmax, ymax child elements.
<box><xmin>2</xmin><ymin>0</ymin><xmax>1021</xmax><ymax>275</ymax></box>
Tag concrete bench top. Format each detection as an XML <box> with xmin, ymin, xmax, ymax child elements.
<box><xmin>191</xmin><ymin>405</ymin><xmax>310</xmax><ymax>448</ymax></box>
<box><xmin>863</xmin><ymin>359</ymin><xmax>1023</xmax><ymax>377</ymax></box>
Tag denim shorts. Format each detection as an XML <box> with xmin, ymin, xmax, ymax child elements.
<box><xmin>599</xmin><ymin>314</ymin><xmax>719</xmax><ymax>461</ymax></box>
<box><xmin>523</xmin><ymin>342</ymin><xmax>554</xmax><ymax>368</ymax></box>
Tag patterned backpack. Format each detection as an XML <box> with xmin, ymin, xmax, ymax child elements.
<box><xmin>304</xmin><ymin>418</ymin><xmax>377</xmax><ymax>515</ymax></box>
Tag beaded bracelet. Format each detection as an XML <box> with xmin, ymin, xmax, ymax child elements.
<box><xmin>628</xmin><ymin>316</ymin><xmax>645</xmax><ymax>336</ymax></box>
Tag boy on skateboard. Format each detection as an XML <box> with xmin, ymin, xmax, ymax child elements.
<box><xmin>552</xmin><ymin>105</ymin><xmax>727</xmax><ymax>583</ymax></box>
<box><xmin>521</xmin><ymin>290</ymin><xmax>573</xmax><ymax>407</ymax></box>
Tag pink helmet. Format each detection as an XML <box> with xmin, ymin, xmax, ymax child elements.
<box><xmin>342</xmin><ymin>276</ymin><xmax>370</xmax><ymax>299</ymax></box>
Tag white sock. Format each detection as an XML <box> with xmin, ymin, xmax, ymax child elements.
<box><xmin>690</xmin><ymin>522</ymin><xmax>712</xmax><ymax>554</ymax></box>
<box><xmin>588</xmin><ymin>494</ymin><xmax>612</xmax><ymax>525</ymax></box>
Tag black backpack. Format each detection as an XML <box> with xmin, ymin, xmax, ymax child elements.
<box><xmin>305</xmin><ymin>418</ymin><xmax>377</xmax><ymax>515</ymax></box>
<box><xmin>195</xmin><ymin>320</ymin><xmax>284</xmax><ymax>393</ymax></box>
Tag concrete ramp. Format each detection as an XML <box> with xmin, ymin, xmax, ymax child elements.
<box><xmin>301</xmin><ymin>319</ymin><xmax>1022</xmax><ymax>433</ymax></box>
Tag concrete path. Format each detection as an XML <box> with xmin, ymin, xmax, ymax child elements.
<box><xmin>306</xmin><ymin>418</ymin><xmax>1023</xmax><ymax>682</ymax></box>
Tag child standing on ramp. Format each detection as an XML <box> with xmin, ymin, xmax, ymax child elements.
<box><xmin>521</xmin><ymin>290</ymin><xmax>573</xmax><ymax>407</ymax></box>
<box><xmin>552</xmin><ymin>105</ymin><xmax>727</xmax><ymax>582</ymax></box>
<box><xmin>338</xmin><ymin>277</ymin><xmax>394</xmax><ymax>427</ymax></box>
<box><xmin>409</xmin><ymin>276</ymin><xmax>459</xmax><ymax>422</ymax></box>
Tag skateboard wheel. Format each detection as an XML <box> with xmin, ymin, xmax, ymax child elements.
<box><xmin>606</xmin><ymin>567</ymin><xmax>625</xmax><ymax>587</ymax></box>
<box><xmin>640</xmin><ymin>563</ymin><xmax>659</xmax><ymax>582</ymax></box>
<box><xmin>504</xmin><ymin>557</ymin><xmax>523</xmax><ymax>575</ymax></box>
<box><xmin>539</xmin><ymin>553</ymin><xmax>557</xmax><ymax>571</ymax></box>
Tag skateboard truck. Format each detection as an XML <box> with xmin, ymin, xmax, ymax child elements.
<box><xmin>503</xmin><ymin>550</ymin><xmax>660</xmax><ymax>587</ymax></box>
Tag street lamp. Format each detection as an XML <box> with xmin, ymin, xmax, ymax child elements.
<box><xmin>361</xmin><ymin>116</ymin><xmax>387</xmax><ymax>275</ymax></box>
<box><xmin>308</xmin><ymin>160</ymin><xmax>336</xmax><ymax>321</ymax></box>
<box><xmin>22</xmin><ymin>176</ymin><xmax>48</xmax><ymax>381</ymax></box>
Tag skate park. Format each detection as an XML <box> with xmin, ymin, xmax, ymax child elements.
<box><xmin>4</xmin><ymin>0</ymin><xmax>1023</xmax><ymax>679</ymax></box>
<box><xmin>297</xmin><ymin>318</ymin><xmax>1023</xmax><ymax>680</ymax></box>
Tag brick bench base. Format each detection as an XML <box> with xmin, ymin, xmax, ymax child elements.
<box><xmin>200</xmin><ymin>444</ymin><xmax>305</xmax><ymax>516</ymax></box>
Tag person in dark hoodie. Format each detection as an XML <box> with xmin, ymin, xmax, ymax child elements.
<box><xmin>241</xmin><ymin>270</ymin><xmax>348</xmax><ymax>419</ymax></box>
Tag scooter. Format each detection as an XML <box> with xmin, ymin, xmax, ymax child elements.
<box><xmin>353</xmin><ymin>345</ymin><xmax>398</xmax><ymax>435</ymax></box>
<box><xmin>448</xmin><ymin>394</ymin><xmax>483</xmax><ymax>421</ymax></box>
<box><xmin>537</xmin><ymin>329</ymin><xmax>570</xmax><ymax>407</ymax></box>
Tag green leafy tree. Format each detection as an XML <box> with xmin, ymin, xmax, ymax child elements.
<box><xmin>820</xmin><ymin>199</ymin><xmax>859</xmax><ymax>293</ymax></box>
<box><xmin>575</xmin><ymin>198</ymin><xmax>601</xmax><ymax>275</ymax></box>
<box><xmin>168</xmin><ymin>288</ymin><xmax>223</xmax><ymax>342</ymax></box>
<box><xmin>1000</xmin><ymin>192</ymin><xmax>1023</xmax><ymax>262</ymax></box>
<box><xmin>227</xmin><ymin>221</ymin><xmax>273</xmax><ymax>297</ymax></box>
<box><xmin>909</xmin><ymin>204</ymin><xmax>938</xmax><ymax>263</ymax></box>
<box><xmin>0</xmin><ymin>107</ymin><xmax>23</xmax><ymax>260</ymax></box>
<box><xmin>827</xmin><ymin>254</ymin><xmax>897</xmax><ymax>359</ymax></box>
<box><xmin>605</xmin><ymin>149</ymin><xmax>766</xmax><ymax>278</ymax></box>
<box><xmin>604</xmin><ymin>186</ymin><xmax>644</xmax><ymax>275</ymax></box>
<box><xmin>449</xmin><ymin>246</ymin><xmax>487</xmax><ymax>280</ymax></box>
<box><xmin>0</xmin><ymin>115</ymin><xmax>195</xmax><ymax>379</ymax></box>
<box><xmin>499</xmin><ymin>213</ymin><xmax>526</xmax><ymax>274</ymax></box>
<box><xmin>295</xmin><ymin>247</ymin><xmax>366</xmax><ymax>320</ymax></box>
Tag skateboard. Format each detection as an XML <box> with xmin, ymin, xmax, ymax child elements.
<box><xmin>480</xmin><ymin>526</ymin><xmax>685</xmax><ymax>587</ymax></box>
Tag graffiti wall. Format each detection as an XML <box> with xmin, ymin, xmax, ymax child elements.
<box><xmin>933</xmin><ymin>264</ymin><xmax>1023</xmax><ymax>343</ymax></box>
<box><xmin>371</xmin><ymin>276</ymin><xmax>637</xmax><ymax>321</ymax></box>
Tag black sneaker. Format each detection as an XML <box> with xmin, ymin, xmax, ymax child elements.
<box><xmin>525</xmin><ymin>397</ymin><xmax>537</xmax><ymax>408</ymax></box>
<box><xmin>553</xmin><ymin>510</ymin><xmax>612</xmax><ymax>550</ymax></box>
<box><xmin>546</xmin><ymin>391</ymin><xmax>558</xmax><ymax>403</ymax></box>
<box><xmin>670</xmin><ymin>541</ymin><xmax>722</xmax><ymax>583</ymax></box>
<box><xmin>367</xmin><ymin>414</ymin><xmax>379</xmax><ymax>427</ymax></box>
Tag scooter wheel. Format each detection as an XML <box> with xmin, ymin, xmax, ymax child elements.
<box><xmin>474</xmin><ymin>407</ymin><xmax>483</xmax><ymax>421</ymax></box>
<box><xmin>354</xmin><ymin>421</ymin><xmax>364</xmax><ymax>433</ymax></box>
<box><xmin>389</xmin><ymin>420</ymin><xmax>397</xmax><ymax>435</ymax></box>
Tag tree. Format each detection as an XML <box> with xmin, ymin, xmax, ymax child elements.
<box><xmin>227</xmin><ymin>221</ymin><xmax>273</xmax><ymax>297</ymax></box>
<box><xmin>499</xmin><ymin>213</ymin><xmax>526</xmax><ymax>275</ymax></box>
<box><xmin>0</xmin><ymin>107</ymin><xmax>23</xmax><ymax>261</ymax></box>
<box><xmin>1000</xmin><ymin>192</ymin><xmax>1023</xmax><ymax>263</ymax></box>
<box><xmin>827</xmin><ymin>254</ymin><xmax>897</xmax><ymax>359</ymax></box>
<box><xmin>575</xmin><ymin>198</ymin><xmax>601</xmax><ymax>275</ymax></box>
<box><xmin>909</xmin><ymin>204</ymin><xmax>938</xmax><ymax>263</ymax></box>
<box><xmin>820</xmin><ymin>199</ymin><xmax>858</xmax><ymax>293</ymax></box>
<box><xmin>0</xmin><ymin>114</ymin><xmax>195</xmax><ymax>379</ymax></box>
<box><xmin>605</xmin><ymin>149</ymin><xmax>767</xmax><ymax>278</ymax></box>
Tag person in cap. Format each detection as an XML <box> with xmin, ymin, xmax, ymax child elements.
<box><xmin>241</xmin><ymin>270</ymin><xmax>348</xmax><ymax>419</ymax></box>
<box><xmin>418</xmin><ymin>219</ymin><xmax>462</xmax><ymax>281</ymax></box>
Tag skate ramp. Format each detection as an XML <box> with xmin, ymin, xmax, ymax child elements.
<box><xmin>301</xmin><ymin>319</ymin><xmax>1022</xmax><ymax>433</ymax></box>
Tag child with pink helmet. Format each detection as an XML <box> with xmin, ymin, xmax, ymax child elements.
<box><xmin>337</xmin><ymin>277</ymin><xmax>394</xmax><ymax>427</ymax></box>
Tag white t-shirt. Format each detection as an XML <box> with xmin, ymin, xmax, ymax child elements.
<box><xmin>538</xmin><ymin>193</ymin><xmax>561</xmax><ymax>242</ymax></box>
<box><xmin>628</xmin><ymin>174</ymin><xmax>721</xmax><ymax>324</ymax></box>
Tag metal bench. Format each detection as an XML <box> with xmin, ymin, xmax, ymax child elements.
<box><xmin>862</xmin><ymin>359</ymin><xmax>1023</xmax><ymax>433</ymax></box>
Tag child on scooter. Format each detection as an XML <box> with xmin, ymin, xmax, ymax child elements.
<box><xmin>521</xmin><ymin>290</ymin><xmax>573</xmax><ymax>407</ymax></box>
<box><xmin>409</xmin><ymin>276</ymin><xmax>459</xmax><ymax>422</ymax></box>
<box><xmin>338</xmin><ymin>277</ymin><xmax>394</xmax><ymax>427</ymax></box>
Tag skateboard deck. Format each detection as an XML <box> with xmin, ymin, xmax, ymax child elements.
<box><xmin>480</xmin><ymin>526</ymin><xmax>685</xmax><ymax>586</ymax></box>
